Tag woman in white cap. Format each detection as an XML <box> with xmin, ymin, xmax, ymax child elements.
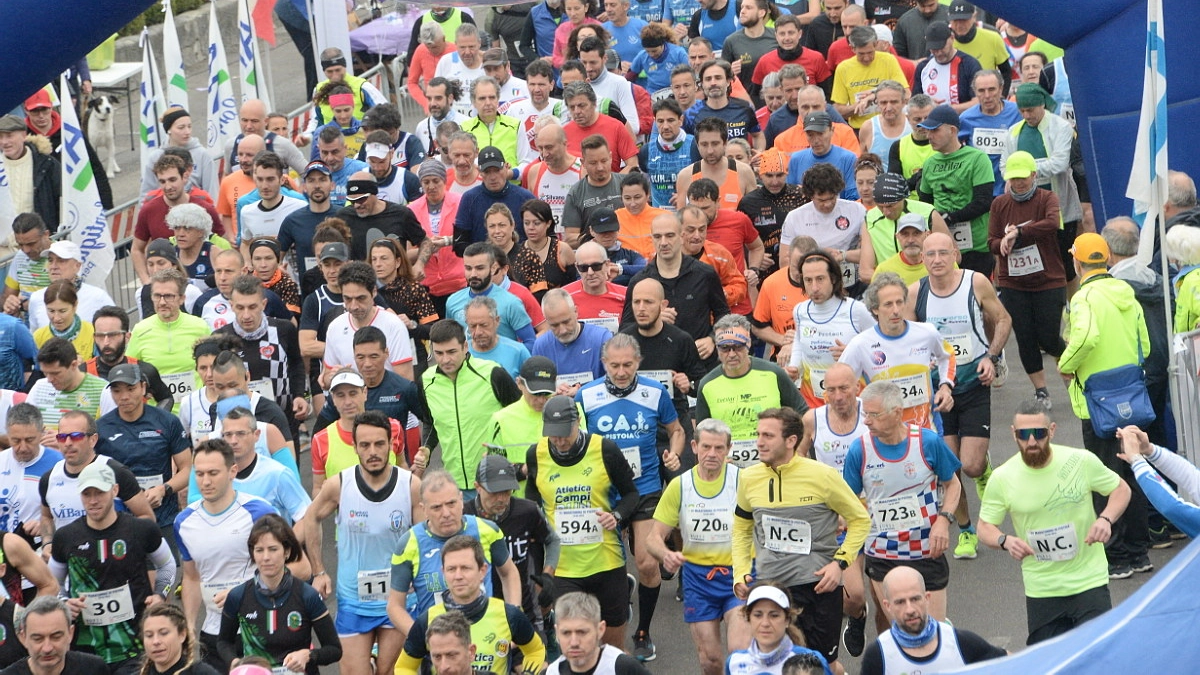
<box><xmin>725</xmin><ymin>582</ymin><xmax>833</xmax><ymax>675</ymax></box>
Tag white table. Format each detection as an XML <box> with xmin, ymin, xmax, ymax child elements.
<box><xmin>90</xmin><ymin>62</ymin><xmax>141</xmax><ymax>150</ymax></box>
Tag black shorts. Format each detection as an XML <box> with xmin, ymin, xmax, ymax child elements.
<box><xmin>864</xmin><ymin>555</ymin><xmax>950</xmax><ymax>591</ymax></box>
<box><xmin>941</xmin><ymin>384</ymin><xmax>991</xmax><ymax>438</ymax></box>
<box><xmin>1057</xmin><ymin>221</ymin><xmax>1080</xmax><ymax>282</ymax></box>
<box><xmin>555</xmin><ymin>567</ymin><xmax>630</xmax><ymax>627</ymax></box>
<box><xmin>786</xmin><ymin>581</ymin><xmax>844</xmax><ymax>664</ymax></box>
<box><xmin>1025</xmin><ymin>584</ymin><xmax>1111</xmax><ymax>645</ymax></box>
<box><xmin>959</xmin><ymin>250</ymin><xmax>995</xmax><ymax>277</ymax></box>
<box><xmin>629</xmin><ymin>491</ymin><xmax>661</xmax><ymax>522</ymax></box>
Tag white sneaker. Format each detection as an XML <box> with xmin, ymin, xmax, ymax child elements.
<box><xmin>991</xmin><ymin>352</ymin><xmax>1008</xmax><ymax>389</ymax></box>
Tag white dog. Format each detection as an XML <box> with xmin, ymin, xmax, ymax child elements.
<box><xmin>87</xmin><ymin>95</ymin><xmax>119</xmax><ymax>174</ymax></box>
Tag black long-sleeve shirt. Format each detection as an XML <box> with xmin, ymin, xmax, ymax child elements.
<box><xmin>619</xmin><ymin>256</ymin><xmax>730</xmax><ymax>369</ymax></box>
<box><xmin>525</xmin><ymin>433</ymin><xmax>641</xmax><ymax>524</ymax></box>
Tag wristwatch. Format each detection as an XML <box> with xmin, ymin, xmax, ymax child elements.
<box><xmin>989</xmin><ymin>354</ymin><xmax>1002</xmax><ymax>364</ymax></box>
<box><xmin>836</xmin><ymin>559</ymin><xmax>849</xmax><ymax>570</ymax></box>
<box><xmin>937</xmin><ymin>510</ymin><xmax>955</xmax><ymax>522</ymax></box>
<box><xmin>163</xmin><ymin>484</ymin><xmax>175</xmax><ymax>500</ymax></box>
<box><xmin>997</xmin><ymin>533</ymin><xmax>1008</xmax><ymax>551</ymax></box>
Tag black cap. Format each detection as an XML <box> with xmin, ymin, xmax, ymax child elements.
<box><xmin>478</xmin><ymin>146</ymin><xmax>507</xmax><ymax>171</ymax></box>
<box><xmin>519</xmin><ymin>356</ymin><xmax>558</xmax><ymax>394</ymax></box>
<box><xmin>803</xmin><ymin>111</ymin><xmax>833</xmax><ymax>132</ymax></box>
<box><xmin>146</xmin><ymin>238</ymin><xmax>178</xmax><ymax>263</ymax></box>
<box><xmin>107</xmin><ymin>363</ymin><xmax>145</xmax><ymax>387</ymax></box>
<box><xmin>542</xmin><ymin>395</ymin><xmax>580</xmax><ymax>437</ymax></box>
<box><xmin>587</xmin><ymin>207</ymin><xmax>620</xmax><ymax>233</ymax></box>
<box><xmin>303</xmin><ymin>160</ymin><xmax>332</xmax><ymax>177</ymax></box>
<box><xmin>319</xmin><ymin>242</ymin><xmax>350</xmax><ymax>262</ymax></box>
<box><xmin>873</xmin><ymin>173</ymin><xmax>910</xmax><ymax>203</ymax></box>
<box><xmin>947</xmin><ymin>1</ymin><xmax>975</xmax><ymax>19</ymax></box>
<box><xmin>476</xmin><ymin>455</ymin><xmax>520</xmax><ymax>492</ymax></box>
<box><xmin>925</xmin><ymin>21</ymin><xmax>953</xmax><ymax>50</ymax></box>
<box><xmin>346</xmin><ymin>179</ymin><xmax>378</xmax><ymax>201</ymax></box>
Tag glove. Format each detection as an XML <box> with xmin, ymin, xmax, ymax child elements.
<box><xmin>535</xmin><ymin>573</ymin><xmax>558</xmax><ymax>608</ymax></box>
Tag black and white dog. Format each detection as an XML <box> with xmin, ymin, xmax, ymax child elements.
<box><xmin>87</xmin><ymin>94</ymin><xmax>120</xmax><ymax>174</ymax></box>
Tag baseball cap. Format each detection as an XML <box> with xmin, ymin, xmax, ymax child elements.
<box><xmin>897</xmin><ymin>212</ymin><xmax>928</xmax><ymax>232</ymax></box>
<box><xmin>715</xmin><ymin>324</ymin><xmax>752</xmax><ymax>348</ymax></box>
<box><xmin>1072</xmin><ymin>232</ymin><xmax>1110</xmax><ymax>263</ymax></box>
<box><xmin>925</xmin><ymin>21</ymin><xmax>953</xmax><ymax>50</ymax></box>
<box><xmin>872</xmin><ymin>24</ymin><xmax>894</xmax><ymax>44</ymax></box>
<box><xmin>746</xmin><ymin>585</ymin><xmax>791</xmax><ymax>610</ymax></box>
<box><xmin>24</xmin><ymin>89</ymin><xmax>53</xmax><ymax>111</ymax></box>
<box><xmin>947</xmin><ymin>1</ymin><xmax>976</xmax><ymax>19</ymax></box>
<box><xmin>77</xmin><ymin>461</ymin><xmax>117</xmax><ymax>493</ymax></box>
<box><xmin>303</xmin><ymin>160</ymin><xmax>332</xmax><ymax>177</ymax></box>
<box><xmin>758</xmin><ymin>149</ymin><xmax>788</xmax><ymax>175</ymax></box>
<box><xmin>478</xmin><ymin>146</ymin><xmax>506</xmax><ymax>171</ymax></box>
<box><xmin>803</xmin><ymin>111</ymin><xmax>833</xmax><ymax>132</ymax></box>
<box><xmin>0</xmin><ymin>116</ymin><xmax>25</xmax><ymax>134</ymax></box>
<box><xmin>1003</xmin><ymin>151</ymin><xmax>1038</xmax><ymax>180</ymax></box>
<box><xmin>873</xmin><ymin>173</ymin><xmax>909</xmax><ymax>203</ymax></box>
<box><xmin>330</xmin><ymin>370</ymin><xmax>365</xmax><ymax>390</ymax></box>
<box><xmin>916</xmin><ymin>104</ymin><xmax>960</xmax><ymax>130</ymax></box>
<box><xmin>364</xmin><ymin>142</ymin><xmax>391</xmax><ymax>160</ymax></box>
<box><xmin>43</xmin><ymin>240</ymin><xmax>82</xmax><ymax>262</ymax></box>
<box><xmin>605</xmin><ymin>49</ymin><xmax>621</xmax><ymax>72</ymax></box>
<box><xmin>346</xmin><ymin>179</ymin><xmax>378</xmax><ymax>201</ymax></box>
<box><xmin>587</xmin><ymin>207</ymin><xmax>620</xmax><ymax>234</ymax></box>
<box><xmin>476</xmin><ymin>454</ymin><xmax>520</xmax><ymax>493</ymax></box>
<box><xmin>319</xmin><ymin>242</ymin><xmax>350</xmax><ymax>262</ymax></box>
<box><xmin>482</xmin><ymin>47</ymin><xmax>508</xmax><ymax>67</ymax></box>
<box><xmin>519</xmin><ymin>356</ymin><xmax>558</xmax><ymax>395</ymax></box>
<box><xmin>106</xmin><ymin>363</ymin><xmax>145</xmax><ymax>387</ymax></box>
<box><xmin>542</xmin><ymin>395</ymin><xmax>580</xmax><ymax>437</ymax></box>
<box><xmin>146</xmin><ymin>238</ymin><xmax>179</xmax><ymax>264</ymax></box>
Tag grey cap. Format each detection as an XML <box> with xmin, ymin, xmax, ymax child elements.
<box><xmin>319</xmin><ymin>242</ymin><xmax>350</xmax><ymax>262</ymax></box>
<box><xmin>542</xmin><ymin>395</ymin><xmax>580</xmax><ymax>437</ymax></box>
<box><xmin>897</xmin><ymin>212</ymin><xmax>928</xmax><ymax>232</ymax></box>
<box><xmin>0</xmin><ymin>116</ymin><xmax>26</xmax><ymax>133</ymax></box>
<box><xmin>106</xmin><ymin>362</ymin><xmax>144</xmax><ymax>387</ymax></box>
<box><xmin>476</xmin><ymin>454</ymin><xmax>520</xmax><ymax>493</ymax></box>
<box><xmin>803</xmin><ymin>111</ymin><xmax>833</xmax><ymax>132</ymax></box>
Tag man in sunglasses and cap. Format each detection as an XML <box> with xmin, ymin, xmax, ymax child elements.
<box><xmin>977</xmin><ymin>399</ymin><xmax>1131</xmax><ymax>645</ymax></box>
<box><xmin>336</xmin><ymin>171</ymin><xmax>429</xmax><ymax>262</ymax></box>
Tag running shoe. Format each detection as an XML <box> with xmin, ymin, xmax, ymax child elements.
<box><xmin>632</xmin><ymin>630</ymin><xmax>657</xmax><ymax>661</ymax></box>
<box><xmin>1109</xmin><ymin>564</ymin><xmax>1134</xmax><ymax>580</ymax></box>
<box><xmin>974</xmin><ymin>459</ymin><xmax>993</xmax><ymax>498</ymax></box>
<box><xmin>1149</xmin><ymin>524</ymin><xmax>1173</xmax><ymax>549</ymax></box>
<box><xmin>1131</xmin><ymin>555</ymin><xmax>1154</xmax><ymax>574</ymax></box>
<box><xmin>843</xmin><ymin>612</ymin><xmax>867</xmax><ymax>657</ymax></box>
<box><xmin>954</xmin><ymin>531</ymin><xmax>978</xmax><ymax>559</ymax></box>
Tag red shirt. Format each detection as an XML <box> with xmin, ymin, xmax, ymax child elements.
<box><xmin>563</xmin><ymin>115</ymin><xmax>639</xmax><ymax>172</ymax></box>
<box><xmin>752</xmin><ymin>48</ymin><xmax>832</xmax><ymax>87</ymax></box>
<box><xmin>134</xmin><ymin>194</ymin><xmax>225</xmax><ymax>242</ymax></box>
<box><xmin>707</xmin><ymin>209</ymin><xmax>758</xmax><ymax>271</ymax></box>
<box><xmin>563</xmin><ymin>280</ymin><xmax>626</xmax><ymax>322</ymax></box>
<box><xmin>504</xmin><ymin>279</ymin><xmax>546</xmax><ymax>327</ymax></box>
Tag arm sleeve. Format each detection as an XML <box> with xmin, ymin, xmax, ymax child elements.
<box><xmin>400</xmin><ymin>614</ymin><xmax>429</xmax><ymax>661</ymax></box>
<box><xmin>112</xmin><ymin>463</ymin><xmax>144</xmax><ymax>502</ymax></box>
<box><xmin>1148</xmin><ymin>444</ymin><xmax>1200</xmax><ymax>504</ymax></box>
<box><xmin>508</xmin><ymin>604</ymin><xmax>546</xmax><ymax>673</ymax></box>
<box><xmin>491</xmin><ymin>367</ymin><xmax>523</xmax><ymax>406</ymax></box>
<box><xmin>955</xmin><ymin>628</ymin><xmax>1009</xmax><ymax>662</ymax></box>
<box><xmin>732</xmin><ymin>489</ymin><xmax>755</xmax><ymax>584</ymax></box>
<box><xmin>538</xmin><ymin>510</ymin><xmax>562</xmax><ymax>569</ymax></box>
<box><xmin>217</xmin><ymin>588</ymin><xmax>245</xmax><ymax>666</ymax></box>
<box><xmin>149</xmin><ymin>537</ymin><xmax>177</xmax><ymax>596</ymax></box>
<box><xmin>859</xmin><ymin>643</ymin><xmax>884</xmax><ymax>675</ymax></box>
<box><xmin>284</xmin><ymin>325</ymin><xmax>307</xmax><ymax>399</ymax></box>
<box><xmin>1057</xmin><ymin>289</ymin><xmax>1098</xmax><ymax>375</ymax></box>
<box><xmin>1133</xmin><ymin>459</ymin><xmax>1200</xmax><ymax>539</ymax></box>
<box><xmin>841</xmin><ymin>441</ymin><xmax>865</xmax><ymax>494</ymax></box>
<box><xmin>945</xmin><ymin>183</ymin><xmax>994</xmax><ymax>224</ymax></box>
<box><xmin>600</xmin><ymin>440</ymin><xmax>641</xmax><ymax>522</ymax></box>
<box><xmin>307</xmin><ymin>611</ymin><xmax>342</xmax><ymax>665</ymax></box>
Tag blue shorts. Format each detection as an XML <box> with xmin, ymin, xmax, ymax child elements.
<box><xmin>682</xmin><ymin>562</ymin><xmax>743</xmax><ymax>623</ymax></box>
<box><xmin>335</xmin><ymin>604</ymin><xmax>393</xmax><ymax>636</ymax></box>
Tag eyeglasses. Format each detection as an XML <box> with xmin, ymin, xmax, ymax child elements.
<box><xmin>152</xmin><ymin>293</ymin><xmax>180</xmax><ymax>302</ymax></box>
<box><xmin>576</xmin><ymin>262</ymin><xmax>606</xmax><ymax>273</ymax></box>
<box><xmin>222</xmin><ymin>430</ymin><xmax>254</xmax><ymax>439</ymax></box>
<box><xmin>863</xmin><ymin>411</ymin><xmax>892</xmax><ymax>420</ymax></box>
<box><xmin>94</xmin><ymin>331</ymin><xmax>125</xmax><ymax>339</ymax></box>
<box><xmin>1015</xmin><ymin>427</ymin><xmax>1049</xmax><ymax>441</ymax></box>
<box><xmin>55</xmin><ymin>432</ymin><xmax>90</xmax><ymax>443</ymax></box>
<box><xmin>717</xmin><ymin>343</ymin><xmax>747</xmax><ymax>353</ymax></box>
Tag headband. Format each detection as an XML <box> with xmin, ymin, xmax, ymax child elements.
<box><xmin>249</xmin><ymin>238</ymin><xmax>282</xmax><ymax>259</ymax></box>
<box><xmin>161</xmin><ymin>106</ymin><xmax>189</xmax><ymax>133</ymax></box>
<box><xmin>328</xmin><ymin>92</ymin><xmax>355</xmax><ymax>108</ymax></box>
<box><xmin>321</xmin><ymin>55</ymin><xmax>347</xmax><ymax>69</ymax></box>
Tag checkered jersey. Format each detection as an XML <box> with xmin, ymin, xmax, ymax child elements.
<box><xmin>217</xmin><ymin>318</ymin><xmax>305</xmax><ymax>406</ymax></box>
<box><xmin>861</xmin><ymin>425</ymin><xmax>941</xmax><ymax>560</ymax></box>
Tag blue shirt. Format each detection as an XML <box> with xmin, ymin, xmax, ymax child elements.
<box><xmin>638</xmin><ymin>134</ymin><xmax>697</xmax><ymax>209</ymax></box>
<box><xmin>694</xmin><ymin>6</ymin><xmax>740</xmax><ymax>47</ymax></box>
<box><xmin>331</xmin><ymin>158</ymin><xmax>371</xmax><ymax>207</ymax></box>
<box><xmin>958</xmin><ymin>101</ymin><xmax>1023</xmax><ymax>195</ymax></box>
<box><xmin>316</xmin><ymin>369</ymin><xmax>423</xmax><ymax>431</ymax></box>
<box><xmin>627</xmin><ymin>0</ymin><xmax>665</xmax><ymax>24</ymax></box>
<box><xmin>0</xmin><ymin>314</ymin><xmax>36</xmax><ymax>390</ymax></box>
<box><xmin>576</xmin><ymin>374</ymin><xmax>677</xmax><ymax>496</ymax></box>
<box><xmin>629</xmin><ymin>43</ymin><xmax>690</xmax><ymax>93</ymax></box>
<box><xmin>605</xmin><ymin>18</ymin><xmax>649</xmax><ymax>64</ymax></box>
<box><xmin>446</xmin><ymin>284</ymin><xmax>536</xmax><ymax>348</ymax></box>
<box><xmin>278</xmin><ymin>207</ymin><xmax>332</xmax><ymax>278</ymax></box>
<box><xmin>841</xmin><ymin>427</ymin><xmax>962</xmax><ymax>494</ymax></box>
<box><xmin>95</xmin><ymin>405</ymin><xmax>191</xmax><ymax>528</ymax></box>
<box><xmin>532</xmin><ymin>322</ymin><xmax>611</xmax><ymax>383</ymax></box>
<box><xmin>529</xmin><ymin>2</ymin><xmax>563</xmax><ymax>58</ymax></box>
<box><xmin>471</xmin><ymin>337</ymin><xmax>531</xmax><ymax>379</ymax></box>
<box><xmin>787</xmin><ymin>144</ymin><xmax>860</xmax><ymax>200</ymax></box>
<box><xmin>187</xmin><ymin>453</ymin><xmax>311</xmax><ymax>523</ymax></box>
<box><xmin>687</xmin><ymin>99</ymin><xmax>760</xmax><ymax>141</ymax></box>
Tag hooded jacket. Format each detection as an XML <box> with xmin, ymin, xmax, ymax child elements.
<box><xmin>1059</xmin><ymin>272</ymin><xmax>1152</xmax><ymax>419</ymax></box>
<box><xmin>26</xmin><ymin>112</ymin><xmax>112</xmax><ymax>210</ymax></box>
<box><xmin>1110</xmin><ymin>258</ymin><xmax>1169</xmax><ymax>397</ymax></box>
<box><xmin>18</xmin><ymin>137</ymin><xmax>61</xmax><ymax>232</ymax></box>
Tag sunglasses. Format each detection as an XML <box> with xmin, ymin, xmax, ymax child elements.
<box><xmin>56</xmin><ymin>431</ymin><xmax>90</xmax><ymax>443</ymax></box>
<box><xmin>576</xmin><ymin>262</ymin><xmax>606</xmax><ymax>272</ymax></box>
<box><xmin>1015</xmin><ymin>427</ymin><xmax>1049</xmax><ymax>441</ymax></box>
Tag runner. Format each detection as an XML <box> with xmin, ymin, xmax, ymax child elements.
<box><xmin>546</xmin><ymin>593</ymin><xmax>651</xmax><ymax>675</ymax></box>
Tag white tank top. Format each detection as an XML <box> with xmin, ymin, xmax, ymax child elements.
<box><xmin>180</xmin><ymin>387</ymin><xmax>216</xmax><ymax>446</ymax></box>
<box><xmin>781</xmin><ymin>200</ymin><xmax>868</xmax><ymax>285</ymax></box>
<box><xmin>549</xmin><ymin>644</ymin><xmax>623</xmax><ymax>674</ymax></box>
<box><xmin>335</xmin><ymin>465</ymin><xmax>415</xmax><ymax>612</ymax></box>
<box><xmin>792</xmin><ymin>298</ymin><xmax>871</xmax><ymax>401</ymax></box>
<box><xmin>679</xmin><ymin>465</ymin><xmax>739</xmax><ymax>560</ymax></box>
<box><xmin>919</xmin><ymin>271</ymin><xmax>988</xmax><ymax>391</ymax></box>
<box><xmin>860</xmin><ymin>426</ymin><xmax>940</xmax><ymax>560</ymax></box>
<box><xmin>528</xmin><ymin>158</ymin><xmax>583</xmax><ymax>232</ymax></box>
<box><xmin>877</xmin><ymin>621</ymin><xmax>968</xmax><ymax>672</ymax></box>
<box><xmin>812</xmin><ymin>401</ymin><xmax>868</xmax><ymax>473</ymax></box>
<box><xmin>870</xmin><ymin>116</ymin><xmax>912</xmax><ymax>172</ymax></box>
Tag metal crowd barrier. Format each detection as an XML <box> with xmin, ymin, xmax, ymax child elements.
<box><xmin>1171</xmin><ymin>329</ymin><xmax>1200</xmax><ymax>464</ymax></box>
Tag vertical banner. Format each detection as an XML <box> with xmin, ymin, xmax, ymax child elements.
<box><xmin>0</xmin><ymin>159</ymin><xmax>14</xmax><ymax>245</ymax></box>
<box><xmin>139</xmin><ymin>28</ymin><xmax>167</xmax><ymax>174</ymax></box>
<box><xmin>207</xmin><ymin>0</ymin><xmax>238</xmax><ymax>151</ymax></box>
<box><xmin>238</xmin><ymin>0</ymin><xmax>272</xmax><ymax>109</ymax></box>
<box><xmin>162</xmin><ymin>0</ymin><xmax>189</xmax><ymax>109</ymax></box>
<box><xmin>310</xmin><ymin>0</ymin><xmax>353</xmax><ymax>70</ymax></box>
<box><xmin>1127</xmin><ymin>0</ymin><xmax>1168</xmax><ymax>268</ymax></box>
<box><xmin>59</xmin><ymin>73</ymin><xmax>115</xmax><ymax>287</ymax></box>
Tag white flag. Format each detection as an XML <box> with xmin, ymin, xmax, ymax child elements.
<box><xmin>139</xmin><ymin>28</ymin><xmax>167</xmax><ymax>176</ymax></box>
<box><xmin>237</xmin><ymin>0</ymin><xmax>272</xmax><ymax>110</ymax></box>
<box><xmin>59</xmin><ymin>73</ymin><xmax>115</xmax><ymax>287</ymax></box>
<box><xmin>1126</xmin><ymin>0</ymin><xmax>1169</xmax><ymax>267</ymax></box>
<box><xmin>162</xmin><ymin>0</ymin><xmax>189</xmax><ymax>109</ymax></box>
<box><xmin>0</xmin><ymin>160</ymin><xmax>15</xmax><ymax>246</ymax></box>
<box><xmin>310</xmin><ymin>0</ymin><xmax>353</xmax><ymax>73</ymax></box>
<box><xmin>207</xmin><ymin>0</ymin><xmax>238</xmax><ymax>151</ymax></box>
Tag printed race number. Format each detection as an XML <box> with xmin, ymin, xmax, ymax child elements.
<box><xmin>83</xmin><ymin>584</ymin><xmax>135</xmax><ymax>626</ymax></box>
<box><xmin>556</xmin><ymin>508</ymin><xmax>603</xmax><ymax>545</ymax></box>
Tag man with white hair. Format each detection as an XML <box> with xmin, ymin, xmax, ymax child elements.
<box><xmin>505</xmin><ymin>59</ymin><xmax>566</xmax><ymax>167</ymax></box>
<box><xmin>436</xmin><ymin>24</ymin><xmax>487</xmax><ymax>119</ymax></box>
<box><xmin>407</xmin><ymin>21</ymin><xmax>455</xmax><ymax>110</ymax></box>
<box><xmin>27</xmin><ymin>241</ymin><xmax>115</xmax><ymax>333</ymax></box>
<box><xmin>462</xmin><ymin>77</ymin><xmax>522</xmax><ymax>168</ymax></box>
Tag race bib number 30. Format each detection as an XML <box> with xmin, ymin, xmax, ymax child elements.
<box><xmin>761</xmin><ymin>514</ymin><xmax>812</xmax><ymax>555</ymax></box>
<box><xmin>556</xmin><ymin>507</ymin><xmax>603</xmax><ymax>545</ymax></box>
<box><xmin>1028</xmin><ymin>523</ymin><xmax>1078</xmax><ymax>562</ymax></box>
<box><xmin>83</xmin><ymin>584</ymin><xmax>135</xmax><ymax>626</ymax></box>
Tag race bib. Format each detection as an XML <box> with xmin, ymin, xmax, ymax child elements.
<box><xmin>357</xmin><ymin>569</ymin><xmax>389</xmax><ymax>602</ymax></box>
<box><xmin>971</xmin><ymin>127</ymin><xmax>1006</xmax><ymax>155</ymax></box>
<box><xmin>872</xmin><ymin>494</ymin><xmax>924</xmax><ymax>531</ymax></box>
<box><xmin>580</xmin><ymin>316</ymin><xmax>620</xmax><ymax>334</ymax></box>
<box><xmin>685</xmin><ymin>506</ymin><xmax>732</xmax><ymax>544</ymax></box>
<box><xmin>304</xmin><ymin>256</ymin><xmax>318</xmax><ymax>271</ymax></box>
<box><xmin>949</xmin><ymin>221</ymin><xmax>974</xmax><ymax>251</ymax></box>
<box><xmin>893</xmin><ymin>373</ymin><xmax>930</xmax><ymax>407</ymax></box>
<box><xmin>82</xmin><ymin>584</ymin><xmax>135</xmax><ymax>626</ymax></box>
<box><xmin>272</xmin><ymin>667</ymin><xmax>292</xmax><ymax>675</ymax></box>
<box><xmin>135</xmin><ymin>474</ymin><xmax>164</xmax><ymax>491</ymax></box>
<box><xmin>248</xmin><ymin>379</ymin><xmax>275</xmax><ymax>399</ymax></box>
<box><xmin>807</xmin><ymin>366</ymin><xmax>828</xmax><ymax>399</ymax></box>
<box><xmin>1008</xmin><ymin>244</ymin><xmax>1045</xmax><ymax>277</ymax></box>
<box><xmin>944</xmin><ymin>333</ymin><xmax>973</xmax><ymax>362</ymax></box>
<box><xmin>201</xmin><ymin>579</ymin><xmax>242</xmax><ymax>610</ymax></box>
<box><xmin>1027</xmin><ymin>523</ymin><xmax>1078</xmax><ymax>562</ymax></box>
<box><xmin>651</xmin><ymin>87</ymin><xmax>673</xmax><ymax>102</ymax></box>
<box><xmin>620</xmin><ymin>446</ymin><xmax>643</xmax><ymax>479</ymax></box>
<box><xmin>729</xmin><ymin>439</ymin><xmax>759</xmax><ymax>468</ymax></box>
<box><xmin>1059</xmin><ymin>103</ymin><xmax>1076</xmax><ymax>128</ymax></box>
<box><xmin>760</xmin><ymin>514</ymin><xmax>812</xmax><ymax>555</ymax></box>
<box><xmin>556</xmin><ymin>507</ymin><xmax>603</xmax><ymax>546</ymax></box>
<box><xmin>557</xmin><ymin>372</ymin><xmax>593</xmax><ymax>389</ymax></box>
<box><xmin>641</xmin><ymin>369</ymin><xmax>675</xmax><ymax>397</ymax></box>
<box><xmin>840</xmin><ymin>261</ymin><xmax>859</xmax><ymax>286</ymax></box>
<box><xmin>162</xmin><ymin>372</ymin><xmax>195</xmax><ymax>400</ymax></box>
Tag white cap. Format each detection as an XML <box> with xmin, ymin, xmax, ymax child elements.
<box><xmin>330</xmin><ymin>371</ymin><xmax>366</xmax><ymax>390</ymax></box>
<box><xmin>873</xmin><ymin>24</ymin><xmax>894</xmax><ymax>44</ymax></box>
<box><xmin>365</xmin><ymin>143</ymin><xmax>391</xmax><ymax>160</ymax></box>
<box><xmin>43</xmin><ymin>240</ymin><xmax>82</xmax><ymax>262</ymax></box>
<box><xmin>746</xmin><ymin>585</ymin><xmax>790</xmax><ymax>610</ymax></box>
